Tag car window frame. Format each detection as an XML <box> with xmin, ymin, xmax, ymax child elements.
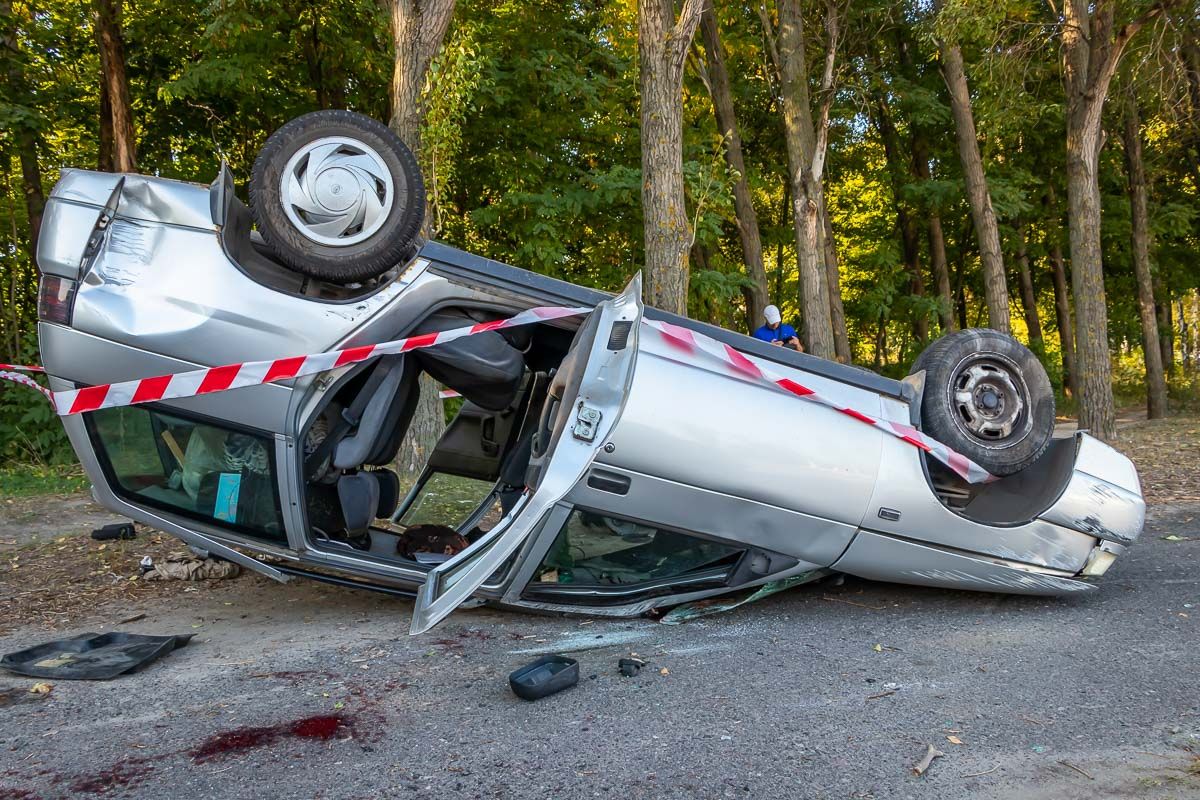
<box><xmin>393</xmin><ymin>467</ymin><xmax>501</xmax><ymax>533</ymax></box>
<box><xmin>508</xmin><ymin>503</ymin><xmax>746</xmax><ymax>605</ymax></box>
<box><xmin>407</xmin><ymin>276</ymin><xmax>644</xmax><ymax>635</ymax></box>
<box><xmin>83</xmin><ymin>402</ymin><xmax>289</xmax><ymax>546</ymax></box>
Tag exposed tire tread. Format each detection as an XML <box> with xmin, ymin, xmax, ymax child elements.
<box><xmin>910</xmin><ymin>329</ymin><xmax>1055</xmax><ymax>477</ymax></box>
<box><xmin>250</xmin><ymin>110</ymin><xmax>425</xmax><ymax>284</ymax></box>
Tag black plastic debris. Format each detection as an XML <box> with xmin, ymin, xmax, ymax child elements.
<box><xmin>508</xmin><ymin>654</ymin><xmax>578</xmax><ymax>701</ymax></box>
<box><xmin>618</xmin><ymin>657</ymin><xmax>645</xmax><ymax>677</ymax></box>
<box><xmin>1</xmin><ymin>632</ymin><xmax>193</xmax><ymax>680</ymax></box>
<box><xmin>91</xmin><ymin>522</ymin><xmax>136</xmax><ymax>541</ymax></box>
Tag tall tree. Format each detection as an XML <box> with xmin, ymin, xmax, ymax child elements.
<box><xmin>1121</xmin><ymin>84</ymin><xmax>1168</xmax><ymax>418</ymax></box>
<box><xmin>387</xmin><ymin>0</ymin><xmax>457</xmax><ymax>477</ymax></box>
<box><xmin>1043</xmin><ymin>185</ymin><xmax>1076</xmax><ymax>396</ymax></box>
<box><xmin>821</xmin><ymin>199</ymin><xmax>851</xmax><ymax>361</ymax></box>
<box><xmin>697</xmin><ymin>4</ymin><xmax>769</xmax><ymax>328</ymax></box>
<box><xmin>869</xmin><ymin>87</ymin><xmax>930</xmax><ymax>344</ymax></box>
<box><xmin>913</xmin><ymin>134</ymin><xmax>956</xmax><ymax>332</ymax></box>
<box><xmin>639</xmin><ymin>0</ymin><xmax>704</xmax><ymax>315</ymax></box>
<box><xmin>767</xmin><ymin>0</ymin><xmax>839</xmax><ymax>358</ymax></box>
<box><xmin>94</xmin><ymin>0</ymin><xmax>137</xmax><ymax>172</ymax></box>
<box><xmin>1013</xmin><ymin>226</ymin><xmax>1042</xmax><ymax>346</ymax></box>
<box><xmin>896</xmin><ymin>19</ymin><xmax>955</xmax><ymax>334</ymax></box>
<box><xmin>1060</xmin><ymin>0</ymin><xmax>1174</xmax><ymax>440</ymax></box>
<box><xmin>0</xmin><ymin>0</ymin><xmax>44</xmax><ymax>257</ymax></box>
<box><xmin>388</xmin><ymin>0</ymin><xmax>456</xmax><ymax>151</ymax></box>
<box><xmin>934</xmin><ymin>8</ymin><xmax>1009</xmax><ymax>333</ymax></box>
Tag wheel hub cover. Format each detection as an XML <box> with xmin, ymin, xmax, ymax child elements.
<box><xmin>951</xmin><ymin>356</ymin><xmax>1028</xmax><ymax>442</ymax></box>
<box><xmin>280</xmin><ymin>136</ymin><xmax>395</xmax><ymax>247</ymax></box>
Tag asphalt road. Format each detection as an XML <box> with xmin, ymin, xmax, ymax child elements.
<box><xmin>1</xmin><ymin>501</ymin><xmax>1197</xmax><ymax>800</ymax></box>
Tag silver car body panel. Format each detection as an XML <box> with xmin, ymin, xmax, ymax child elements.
<box><xmin>832</xmin><ymin>531</ymin><xmax>1097</xmax><ymax>595</ymax></box>
<box><xmin>597</xmin><ymin>329</ymin><xmax>884</xmax><ymax>532</ymax></box>
<box><xmin>1041</xmin><ymin>435</ymin><xmax>1145</xmax><ymax>545</ymax></box>
<box><xmin>34</xmin><ymin>168</ymin><xmax>1149</xmax><ymax>629</ymax></box>
<box><xmin>40</xmin><ymin>322</ymin><xmax>294</xmax><ymax>433</ymax></box>
<box><xmin>566</xmin><ymin>464</ymin><xmax>851</xmax><ymax>567</ymax></box>
<box><xmin>858</xmin><ymin>432</ymin><xmax>1131</xmax><ymax>573</ymax></box>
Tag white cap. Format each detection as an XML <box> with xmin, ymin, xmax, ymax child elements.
<box><xmin>764</xmin><ymin>305</ymin><xmax>782</xmax><ymax>325</ymax></box>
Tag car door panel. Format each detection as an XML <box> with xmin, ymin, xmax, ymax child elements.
<box><xmin>408</xmin><ymin>276</ymin><xmax>644</xmax><ymax>634</ymax></box>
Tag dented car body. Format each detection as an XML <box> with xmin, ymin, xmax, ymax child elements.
<box><xmin>36</xmin><ymin>168</ymin><xmax>1144</xmax><ymax>634</ymax></box>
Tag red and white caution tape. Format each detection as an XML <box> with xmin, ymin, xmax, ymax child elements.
<box><xmin>0</xmin><ymin>370</ymin><xmax>53</xmax><ymax>402</ymax></box>
<box><xmin>643</xmin><ymin>319</ymin><xmax>995</xmax><ymax>484</ymax></box>
<box><xmin>2</xmin><ymin>304</ymin><xmax>992</xmax><ymax>483</ymax></box>
<box><xmin>48</xmin><ymin>305</ymin><xmax>589</xmax><ymax>416</ymax></box>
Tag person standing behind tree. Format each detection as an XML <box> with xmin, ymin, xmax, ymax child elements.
<box><xmin>752</xmin><ymin>305</ymin><xmax>804</xmax><ymax>351</ymax></box>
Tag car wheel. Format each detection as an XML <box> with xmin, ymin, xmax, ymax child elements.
<box><xmin>250</xmin><ymin>110</ymin><xmax>425</xmax><ymax>284</ymax></box>
<box><xmin>910</xmin><ymin>328</ymin><xmax>1054</xmax><ymax>477</ymax></box>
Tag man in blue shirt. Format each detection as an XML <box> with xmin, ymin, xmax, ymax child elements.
<box><xmin>752</xmin><ymin>305</ymin><xmax>803</xmax><ymax>351</ymax></box>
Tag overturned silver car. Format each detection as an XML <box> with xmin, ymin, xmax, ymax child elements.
<box><xmin>34</xmin><ymin>112</ymin><xmax>1144</xmax><ymax>634</ymax></box>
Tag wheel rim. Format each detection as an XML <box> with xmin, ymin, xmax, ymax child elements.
<box><xmin>279</xmin><ymin>136</ymin><xmax>394</xmax><ymax>247</ymax></box>
<box><xmin>947</xmin><ymin>353</ymin><xmax>1031</xmax><ymax>445</ymax></box>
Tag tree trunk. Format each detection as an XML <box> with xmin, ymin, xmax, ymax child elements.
<box><xmin>1121</xmin><ymin>89</ymin><xmax>1168</xmax><ymax>419</ymax></box>
<box><xmin>1014</xmin><ymin>226</ymin><xmax>1043</xmax><ymax>346</ymax></box>
<box><xmin>1047</xmin><ymin>230</ymin><xmax>1077</xmax><ymax>397</ymax></box>
<box><xmin>1156</xmin><ymin>278</ymin><xmax>1174</xmax><ymax>372</ymax></box>
<box><xmin>870</xmin><ymin>92</ymin><xmax>929</xmax><ymax>344</ymax></box>
<box><xmin>94</xmin><ymin>0</ymin><xmax>137</xmax><ymax>172</ymax></box>
<box><xmin>774</xmin><ymin>180</ymin><xmax>788</xmax><ymax>308</ymax></box>
<box><xmin>821</xmin><ymin>201</ymin><xmax>851</xmax><ymax>361</ymax></box>
<box><xmin>1060</xmin><ymin>0</ymin><xmax>1168</xmax><ymax>441</ymax></box>
<box><xmin>1181</xmin><ymin>21</ymin><xmax>1200</xmax><ymax>188</ymax></box>
<box><xmin>1</xmin><ymin>1</ymin><xmax>44</xmax><ymax>258</ymax></box>
<box><xmin>937</xmin><ymin>38</ymin><xmax>1009</xmax><ymax>333</ymax></box>
<box><xmin>912</xmin><ymin>134</ymin><xmax>955</xmax><ymax>333</ymax></box>
<box><xmin>387</xmin><ymin>0</ymin><xmax>457</xmax><ymax>481</ymax></box>
<box><xmin>638</xmin><ymin>0</ymin><xmax>704</xmax><ymax>315</ymax></box>
<box><xmin>388</xmin><ymin>0</ymin><xmax>456</xmax><ymax>153</ymax></box>
<box><xmin>698</xmin><ymin>5</ymin><xmax>768</xmax><ymax>327</ymax></box>
<box><xmin>1193</xmin><ymin>292</ymin><xmax>1200</xmax><ymax>370</ymax></box>
<box><xmin>98</xmin><ymin>78</ymin><xmax>114</xmax><ymax>172</ymax></box>
<box><xmin>771</xmin><ymin>0</ymin><xmax>836</xmax><ymax>358</ymax></box>
<box><xmin>1181</xmin><ymin>297</ymin><xmax>1192</xmax><ymax>368</ymax></box>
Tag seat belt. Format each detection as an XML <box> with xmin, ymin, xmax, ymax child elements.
<box><xmin>305</xmin><ymin>355</ymin><xmax>404</xmax><ymax>480</ymax></box>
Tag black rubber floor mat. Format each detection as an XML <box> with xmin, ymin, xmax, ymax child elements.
<box><xmin>1</xmin><ymin>632</ymin><xmax>193</xmax><ymax>680</ymax></box>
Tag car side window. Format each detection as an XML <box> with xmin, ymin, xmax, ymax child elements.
<box><xmin>87</xmin><ymin>405</ymin><xmax>287</xmax><ymax>543</ymax></box>
<box><xmin>397</xmin><ymin>472</ymin><xmax>500</xmax><ymax>533</ymax></box>
<box><xmin>531</xmin><ymin>509</ymin><xmax>741</xmax><ymax>587</ymax></box>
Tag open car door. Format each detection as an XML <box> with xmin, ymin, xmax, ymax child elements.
<box><xmin>408</xmin><ymin>275</ymin><xmax>643</xmax><ymax>634</ymax></box>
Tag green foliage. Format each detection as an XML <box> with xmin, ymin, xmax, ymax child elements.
<box><xmin>0</xmin><ymin>335</ymin><xmax>72</xmax><ymax>465</ymax></box>
<box><xmin>1</xmin><ymin>0</ymin><xmax>1198</xmax><ymax>481</ymax></box>
<box><xmin>0</xmin><ymin>463</ymin><xmax>89</xmax><ymax>497</ymax></box>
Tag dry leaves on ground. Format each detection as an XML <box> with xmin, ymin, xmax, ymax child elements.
<box><xmin>1115</xmin><ymin>416</ymin><xmax>1200</xmax><ymax>503</ymax></box>
<box><xmin>0</xmin><ymin>528</ymin><xmax>244</xmax><ymax>635</ymax></box>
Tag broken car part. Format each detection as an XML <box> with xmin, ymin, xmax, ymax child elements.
<box><xmin>508</xmin><ymin>654</ymin><xmax>579</xmax><ymax>701</ymax></box>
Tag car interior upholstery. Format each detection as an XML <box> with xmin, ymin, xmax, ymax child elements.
<box><xmin>302</xmin><ymin>306</ymin><xmax>580</xmax><ymax>562</ymax></box>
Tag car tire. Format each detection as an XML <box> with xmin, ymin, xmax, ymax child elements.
<box><xmin>250</xmin><ymin>110</ymin><xmax>425</xmax><ymax>284</ymax></box>
<box><xmin>910</xmin><ymin>328</ymin><xmax>1054</xmax><ymax>477</ymax></box>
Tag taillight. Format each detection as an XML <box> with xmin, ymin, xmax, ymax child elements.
<box><xmin>38</xmin><ymin>275</ymin><xmax>77</xmax><ymax>325</ymax></box>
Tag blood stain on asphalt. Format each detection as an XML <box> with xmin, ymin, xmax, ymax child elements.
<box><xmin>190</xmin><ymin>714</ymin><xmax>352</xmax><ymax>762</ymax></box>
<box><xmin>68</xmin><ymin>757</ymin><xmax>157</xmax><ymax>795</ymax></box>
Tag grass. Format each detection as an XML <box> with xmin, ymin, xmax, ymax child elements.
<box><xmin>0</xmin><ymin>463</ymin><xmax>90</xmax><ymax>497</ymax></box>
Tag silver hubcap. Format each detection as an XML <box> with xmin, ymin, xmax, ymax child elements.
<box><xmin>280</xmin><ymin>136</ymin><xmax>393</xmax><ymax>246</ymax></box>
<box><xmin>950</xmin><ymin>356</ymin><xmax>1028</xmax><ymax>442</ymax></box>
